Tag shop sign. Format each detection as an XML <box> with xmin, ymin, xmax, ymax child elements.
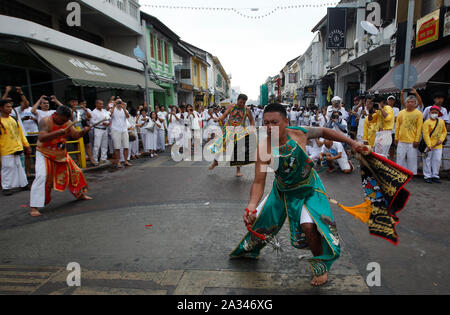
<box><xmin>304</xmin><ymin>86</ymin><xmax>316</xmax><ymax>98</ymax></box>
<box><xmin>180</xmin><ymin>83</ymin><xmax>193</xmax><ymax>91</ymax></box>
<box><xmin>416</xmin><ymin>9</ymin><xmax>440</xmax><ymax>47</ymax></box>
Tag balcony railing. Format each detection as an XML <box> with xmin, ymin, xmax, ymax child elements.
<box><xmin>103</xmin><ymin>0</ymin><xmax>139</xmax><ymax>19</ymax></box>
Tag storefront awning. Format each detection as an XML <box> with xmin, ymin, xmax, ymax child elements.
<box><xmin>27</xmin><ymin>43</ymin><xmax>164</xmax><ymax>92</ymax></box>
<box><xmin>369</xmin><ymin>45</ymin><xmax>450</xmax><ymax>94</ymax></box>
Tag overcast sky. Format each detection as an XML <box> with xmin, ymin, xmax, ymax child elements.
<box><xmin>140</xmin><ymin>0</ymin><xmax>330</xmax><ymax>100</ymax></box>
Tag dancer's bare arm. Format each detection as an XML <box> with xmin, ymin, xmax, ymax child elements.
<box><xmin>302</xmin><ymin>127</ymin><xmax>366</xmax><ymax>153</ymax></box>
<box><xmin>246</xmin><ymin>107</ymin><xmax>255</xmax><ymax>126</ymax></box>
<box><xmin>215</xmin><ymin>105</ymin><xmax>233</xmax><ymax>122</ymax></box>
<box><xmin>38</xmin><ymin>118</ymin><xmax>65</xmax><ymax>143</ymax></box>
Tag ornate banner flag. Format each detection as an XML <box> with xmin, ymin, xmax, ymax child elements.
<box><xmin>359</xmin><ymin>152</ymin><xmax>413</xmax><ymax>244</ymax></box>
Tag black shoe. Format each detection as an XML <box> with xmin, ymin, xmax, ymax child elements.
<box><xmin>2</xmin><ymin>190</ymin><xmax>13</xmax><ymax>196</ymax></box>
<box><xmin>432</xmin><ymin>178</ymin><xmax>441</xmax><ymax>184</ymax></box>
<box><xmin>424</xmin><ymin>178</ymin><xmax>433</xmax><ymax>184</ymax></box>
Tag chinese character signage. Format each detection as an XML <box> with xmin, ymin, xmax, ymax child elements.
<box><xmin>416</xmin><ymin>9</ymin><xmax>440</xmax><ymax>47</ymax></box>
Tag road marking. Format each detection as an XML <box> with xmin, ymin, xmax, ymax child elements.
<box><xmin>0</xmin><ymin>285</ymin><xmax>36</xmax><ymax>293</ymax></box>
<box><xmin>0</xmin><ymin>265</ymin><xmax>63</xmax><ymax>295</ymax></box>
<box><xmin>0</xmin><ymin>265</ymin><xmax>369</xmax><ymax>295</ymax></box>
<box><xmin>0</xmin><ymin>271</ymin><xmax>54</xmax><ymax>278</ymax></box>
<box><xmin>72</xmin><ymin>287</ymin><xmax>167</xmax><ymax>295</ymax></box>
<box><xmin>0</xmin><ymin>277</ymin><xmax>44</xmax><ymax>284</ymax></box>
<box><xmin>173</xmin><ymin>270</ymin><xmax>370</xmax><ymax>295</ymax></box>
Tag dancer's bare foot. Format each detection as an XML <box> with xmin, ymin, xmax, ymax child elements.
<box><xmin>209</xmin><ymin>160</ymin><xmax>218</xmax><ymax>170</ymax></box>
<box><xmin>311</xmin><ymin>273</ymin><xmax>328</xmax><ymax>286</ymax></box>
<box><xmin>78</xmin><ymin>194</ymin><xmax>93</xmax><ymax>200</ymax></box>
<box><xmin>236</xmin><ymin>171</ymin><xmax>243</xmax><ymax>177</ymax></box>
<box><xmin>30</xmin><ymin>208</ymin><xmax>42</xmax><ymax>217</ymax></box>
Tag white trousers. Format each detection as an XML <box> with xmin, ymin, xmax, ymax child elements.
<box><xmin>443</xmin><ymin>133</ymin><xmax>450</xmax><ymax>170</ymax></box>
<box><xmin>157</xmin><ymin>128</ymin><xmax>165</xmax><ymax>151</ymax></box>
<box><xmin>1</xmin><ymin>154</ymin><xmax>28</xmax><ymax>190</ymax></box>
<box><xmin>93</xmin><ymin>128</ymin><xmax>108</xmax><ymax>162</ymax></box>
<box><xmin>130</xmin><ymin>139</ymin><xmax>139</xmax><ymax>156</ymax></box>
<box><xmin>423</xmin><ymin>148</ymin><xmax>442</xmax><ymax>179</ymax></box>
<box><xmin>396</xmin><ymin>142</ymin><xmax>418</xmax><ymax>175</ymax></box>
<box><xmin>374</xmin><ymin>130</ymin><xmax>392</xmax><ymax>157</ymax></box>
<box><xmin>30</xmin><ymin>151</ymin><xmax>46</xmax><ymax>208</ymax></box>
<box><xmin>255</xmin><ymin>194</ymin><xmax>313</xmax><ymax>224</ymax></box>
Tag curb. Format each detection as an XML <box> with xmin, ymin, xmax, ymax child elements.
<box><xmin>82</xmin><ymin>162</ymin><xmax>112</xmax><ymax>173</ymax></box>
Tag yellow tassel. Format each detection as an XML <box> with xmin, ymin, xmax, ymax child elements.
<box><xmin>314</xmin><ymin>188</ymin><xmax>372</xmax><ymax>224</ymax></box>
<box><xmin>336</xmin><ymin>199</ymin><xmax>372</xmax><ymax>223</ymax></box>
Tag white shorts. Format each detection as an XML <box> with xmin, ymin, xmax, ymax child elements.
<box><xmin>336</xmin><ymin>157</ymin><xmax>351</xmax><ymax>171</ymax></box>
<box><xmin>255</xmin><ymin>194</ymin><xmax>314</xmax><ymax>225</ymax></box>
<box><xmin>111</xmin><ymin>130</ymin><xmax>129</xmax><ymax>150</ymax></box>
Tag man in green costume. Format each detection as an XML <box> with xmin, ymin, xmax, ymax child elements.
<box><xmin>232</xmin><ymin>103</ymin><xmax>366</xmax><ymax>286</ymax></box>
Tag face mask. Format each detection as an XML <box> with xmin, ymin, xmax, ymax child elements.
<box><xmin>430</xmin><ymin>113</ymin><xmax>439</xmax><ymax>119</ymax></box>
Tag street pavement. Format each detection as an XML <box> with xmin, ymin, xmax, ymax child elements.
<box><xmin>0</xmin><ymin>153</ymin><xmax>449</xmax><ymax>295</ymax></box>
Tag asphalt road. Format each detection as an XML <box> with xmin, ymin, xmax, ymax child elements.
<box><xmin>0</xmin><ymin>154</ymin><xmax>449</xmax><ymax>295</ymax></box>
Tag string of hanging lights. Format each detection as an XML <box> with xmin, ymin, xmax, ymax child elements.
<box><xmin>140</xmin><ymin>2</ymin><xmax>339</xmax><ymax>20</ymax></box>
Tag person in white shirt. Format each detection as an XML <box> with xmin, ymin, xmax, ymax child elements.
<box><xmin>13</xmin><ymin>93</ymin><xmax>37</xmax><ymax>177</ymax></box>
<box><xmin>186</xmin><ymin>104</ymin><xmax>201</xmax><ymax>150</ymax></box>
<box><xmin>326</xmin><ymin>96</ymin><xmax>349</xmax><ymax>121</ymax></box>
<box><xmin>319</xmin><ymin>139</ymin><xmax>353</xmax><ymax>173</ymax></box>
<box><xmin>167</xmin><ymin>106</ymin><xmax>182</xmax><ymax>150</ymax></box>
<box><xmin>422</xmin><ymin>91</ymin><xmax>449</xmax><ymax>122</ymax></box>
<box><xmin>204</xmin><ymin>106</ymin><xmax>221</xmax><ymax>142</ymax></box>
<box><xmin>326</xmin><ymin>110</ymin><xmax>348</xmax><ymax>136</ymax></box>
<box><xmin>155</xmin><ymin>106</ymin><xmax>167</xmax><ymax>152</ymax></box>
<box><xmin>110</xmin><ymin>97</ymin><xmax>131</xmax><ymax>168</ymax></box>
<box><xmin>289</xmin><ymin>105</ymin><xmax>299</xmax><ymax>126</ymax></box>
<box><xmin>91</xmin><ymin>99</ymin><xmax>111</xmax><ymax>165</ymax></box>
<box><xmin>137</xmin><ymin>109</ymin><xmax>153</xmax><ymax>157</ymax></box>
<box><xmin>127</xmin><ymin>108</ymin><xmax>139</xmax><ymax>160</ymax></box>
<box><xmin>31</xmin><ymin>95</ymin><xmax>62</xmax><ymax>123</ymax></box>
<box><xmin>310</xmin><ymin>106</ymin><xmax>326</xmax><ymax>127</ymax></box>
<box><xmin>306</xmin><ymin>138</ymin><xmax>324</xmax><ymax>163</ymax></box>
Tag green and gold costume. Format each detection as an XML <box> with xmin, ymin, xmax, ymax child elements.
<box><xmin>230</xmin><ymin>127</ymin><xmax>340</xmax><ymax>277</ymax></box>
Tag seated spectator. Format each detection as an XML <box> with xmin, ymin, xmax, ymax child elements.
<box><xmin>306</xmin><ymin>138</ymin><xmax>323</xmax><ymax>163</ymax></box>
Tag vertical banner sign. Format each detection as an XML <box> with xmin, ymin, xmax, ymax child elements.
<box><xmin>416</xmin><ymin>9</ymin><xmax>440</xmax><ymax>47</ymax></box>
<box><xmin>327</xmin><ymin>8</ymin><xmax>347</xmax><ymax>49</ymax></box>
<box><xmin>444</xmin><ymin>11</ymin><xmax>450</xmax><ymax>37</ymax></box>
<box><xmin>289</xmin><ymin>73</ymin><xmax>298</xmax><ymax>83</ymax></box>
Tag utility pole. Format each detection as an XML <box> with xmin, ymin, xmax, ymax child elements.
<box><xmin>137</xmin><ymin>59</ymin><xmax>150</xmax><ymax>108</ymax></box>
<box><xmin>402</xmin><ymin>0</ymin><xmax>415</xmax><ymax>91</ymax></box>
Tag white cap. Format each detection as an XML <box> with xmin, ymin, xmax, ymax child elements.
<box><xmin>387</xmin><ymin>95</ymin><xmax>396</xmax><ymax>100</ymax></box>
<box><xmin>331</xmin><ymin>96</ymin><xmax>342</xmax><ymax>103</ymax></box>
